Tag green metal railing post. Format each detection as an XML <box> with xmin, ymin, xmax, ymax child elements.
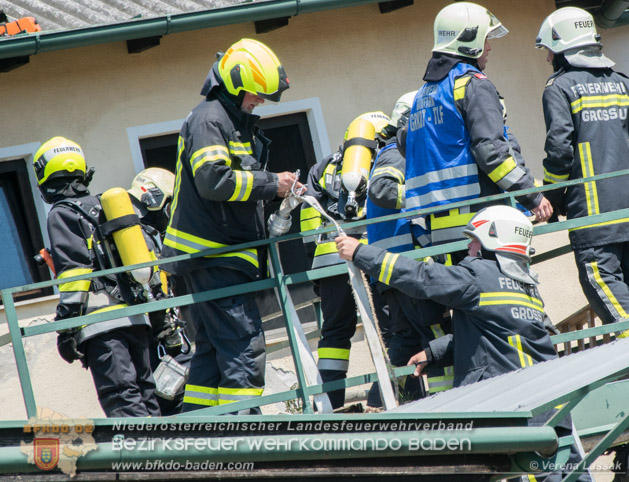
<box><xmin>267</xmin><ymin>240</ymin><xmax>314</xmax><ymax>413</ymax></box>
<box><xmin>3</xmin><ymin>289</ymin><xmax>37</xmax><ymax>418</ymax></box>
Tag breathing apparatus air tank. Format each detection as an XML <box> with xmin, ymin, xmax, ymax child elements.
<box><xmin>341</xmin><ymin>118</ymin><xmax>376</xmax><ymax>217</ymax></box>
<box><xmin>100</xmin><ymin>187</ymin><xmax>153</xmax><ymax>290</ymax></box>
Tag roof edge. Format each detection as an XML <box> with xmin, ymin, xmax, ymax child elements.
<box><xmin>0</xmin><ymin>0</ymin><xmax>383</xmax><ymax>61</ymax></box>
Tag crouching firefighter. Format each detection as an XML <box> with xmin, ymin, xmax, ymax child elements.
<box><xmin>34</xmin><ymin>136</ymin><xmax>161</xmax><ymax>417</ymax></box>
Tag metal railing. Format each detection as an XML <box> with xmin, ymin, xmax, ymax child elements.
<box><xmin>3</xmin><ymin>169</ymin><xmax>629</xmax><ymax>419</ymax></box>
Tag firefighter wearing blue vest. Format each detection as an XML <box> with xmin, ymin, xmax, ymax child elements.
<box><xmin>403</xmin><ymin>2</ymin><xmax>553</xmax><ymax>265</ymax></box>
<box><xmin>300</xmin><ymin>111</ymin><xmax>392</xmax><ymax>409</ymax></box>
<box><xmin>337</xmin><ymin>205</ymin><xmax>591</xmax><ymax>482</ymax></box>
<box><xmin>366</xmin><ymin>92</ymin><xmax>454</xmax><ymax>403</ymax></box>
<box><xmin>162</xmin><ymin>39</ymin><xmax>302</xmax><ymax>414</ymax></box>
<box><xmin>34</xmin><ymin>136</ymin><xmax>161</xmax><ymax>418</ymax></box>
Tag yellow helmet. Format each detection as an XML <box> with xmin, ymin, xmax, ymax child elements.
<box><xmin>344</xmin><ymin>111</ymin><xmax>392</xmax><ymax>141</ymax></box>
<box><xmin>128</xmin><ymin>167</ymin><xmax>175</xmax><ymax>212</ymax></box>
<box><xmin>33</xmin><ymin>136</ymin><xmax>86</xmax><ymax>186</ymax></box>
<box><xmin>218</xmin><ymin>38</ymin><xmax>289</xmax><ymax>102</ymax></box>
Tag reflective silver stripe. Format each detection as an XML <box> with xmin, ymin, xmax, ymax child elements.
<box><xmin>496</xmin><ymin>164</ymin><xmax>527</xmax><ymax>191</ymax></box>
<box><xmin>312</xmin><ymin>252</ymin><xmax>343</xmax><ymax>268</ymax></box>
<box><xmin>406</xmin><ymin>164</ymin><xmax>478</xmax><ymax>191</ymax></box>
<box><xmin>427</xmin><ymin>378</ymin><xmax>455</xmax><ymax>392</ymax></box>
<box><xmin>59</xmin><ymin>291</ymin><xmax>89</xmax><ymax>305</ymax></box>
<box><xmin>218</xmin><ymin>393</ymin><xmax>260</xmax><ymax>402</ymax></box>
<box><xmin>406</xmin><ymin>183</ymin><xmax>481</xmax><ymax>210</ymax></box>
<box><xmin>416</xmin><ymin>233</ymin><xmax>431</xmax><ymax>248</ymax></box>
<box><xmin>184</xmin><ymin>386</ymin><xmax>218</xmax><ymax>405</ymax></box>
<box><xmin>317</xmin><ymin>358</ymin><xmax>350</xmax><ymax>372</ymax></box>
<box><xmin>430</xmin><ymin>225</ymin><xmax>467</xmax><ymax>244</ymax></box>
<box><xmin>371</xmin><ymin>233</ymin><xmax>414</xmax><ymax>250</ymax></box>
<box><xmin>74</xmin><ymin>313</ymin><xmax>149</xmax><ymax>344</ymax></box>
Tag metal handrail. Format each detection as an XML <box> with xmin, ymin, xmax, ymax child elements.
<box><xmin>3</xmin><ymin>169</ymin><xmax>629</xmax><ymax>419</ymax></box>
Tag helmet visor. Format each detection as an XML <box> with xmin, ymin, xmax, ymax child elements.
<box><xmin>486</xmin><ymin>11</ymin><xmax>508</xmax><ymax>39</ymax></box>
<box><xmin>257</xmin><ymin>65</ymin><xmax>289</xmax><ymax>103</ymax></box>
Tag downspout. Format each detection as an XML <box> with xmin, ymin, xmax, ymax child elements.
<box><xmin>0</xmin><ymin>0</ymin><xmax>384</xmax><ymax>60</ymax></box>
<box><xmin>595</xmin><ymin>0</ymin><xmax>629</xmax><ymax>29</ymax></box>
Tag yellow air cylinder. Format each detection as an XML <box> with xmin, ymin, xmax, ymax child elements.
<box><xmin>100</xmin><ymin>187</ymin><xmax>153</xmax><ymax>287</ymax></box>
<box><xmin>341</xmin><ymin>118</ymin><xmax>375</xmax><ymax>196</ymax></box>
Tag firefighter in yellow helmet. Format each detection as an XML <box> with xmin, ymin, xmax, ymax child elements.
<box><xmin>299</xmin><ymin>111</ymin><xmax>393</xmax><ymax>409</ymax></box>
<box><xmin>163</xmin><ymin>39</ymin><xmax>303</xmax><ymax>414</ymax></box>
<box><xmin>34</xmin><ymin>136</ymin><xmax>160</xmax><ymax>417</ymax></box>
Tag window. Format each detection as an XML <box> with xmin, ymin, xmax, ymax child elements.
<box><xmin>0</xmin><ymin>159</ymin><xmax>52</xmax><ymax>300</ymax></box>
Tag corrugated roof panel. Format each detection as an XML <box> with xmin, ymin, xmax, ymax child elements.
<box><xmin>1</xmin><ymin>0</ymin><xmax>252</xmax><ymax>32</ymax></box>
<box><xmin>393</xmin><ymin>338</ymin><xmax>629</xmax><ymax>414</ymax></box>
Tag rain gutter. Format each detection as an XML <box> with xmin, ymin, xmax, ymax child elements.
<box><xmin>595</xmin><ymin>0</ymin><xmax>629</xmax><ymax>28</ymax></box>
<box><xmin>0</xmin><ymin>0</ymin><xmax>384</xmax><ymax>60</ymax></box>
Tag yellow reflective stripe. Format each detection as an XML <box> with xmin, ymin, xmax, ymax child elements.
<box><xmin>430</xmin><ymin>210</ymin><xmax>475</xmax><ymax>230</ymax></box>
<box><xmin>543</xmin><ymin>167</ymin><xmax>570</xmax><ymax>184</ymax></box>
<box><xmin>379</xmin><ymin>252</ymin><xmax>399</xmax><ymax>284</ymax></box>
<box><xmin>488</xmin><ymin>156</ymin><xmax>516</xmax><ymax>183</ymax></box>
<box><xmin>227</xmin><ymin>170</ymin><xmax>254</xmax><ymax>201</ymax></box>
<box><xmin>170</xmin><ymin>137</ymin><xmax>185</xmax><ymax>214</ymax></box>
<box><xmin>164</xmin><ymin>227</ymin><xmax>258</xmax><ymax>267</ymax></box>
<box><xmin>396</xmin><ymin>184</ymin><xmax>404</xmax><ymax>210</ymax></box>
<box><xmin>315</xmin><ymin>241</ymin><xmax>338</xmax><ymax>256</ymax></box>
<box><xmin>91</xmin><ymin>303</ymin><xmax>128</xmax><ymax>315</ymax></box>
<box><xmin>579</xmin><ymin>142</ymin><xmax>599</xmax><ymax>216</ymax></box>
<box><xmin>453</xmin><ymin>76</ymin><xmax>472</xmax><ymax>101</ymax></box>
<box><xmin>186</xmin><ymin>384</ymin><xmax>218</xmax><ymax>394</ymax></box>
<box><xmin>591</xmin><ymin>261</ymin><xmax>629</xmax><ymax>318</ymax></box>
<box><xmin>318</xmin><ymin>347</ymin><xmax>350</xmax><ymax>360</ymax></box>
<box><xmin>618</xmin><ymin>329</ymin><xmax>629</xmax><ymax>339</ymax></box>
<box><xmin>508</xmin><ymin>335</ymin><xmax>533</xmax><ymax>367</ymax></box>
<box><xmin>87</xmin><ymin>236</ymin><xmax>93</xmax><ymax>250</ymax></box>
<box><xmin>58</xmin><ymin>268</ymin><xmax>93</xmax><ymax>292</ymax></box>
<box><xmin>301</xmin><ymin>206</ymin><xmax>322</xmax><ymax>231</ymax></box>
<box><xmin>430</xmin><ymin>324</ymin><xmax>445</xmax><ymax>338</ymax></box>
<box><xmin>528</xmin><ymin>475</ymin><xmax>538</xmax><ymax>482</ymax></box>
<box><xmin>480</xmin><ymin>292</ymin><xmax>543</xmax><ymax>307</ymax></box>
<box><xmin>190</xmin><ymin>145</ymin><xmax>230</xmax><ymax>175</ymax></box>
<box><xmin>183</xmin><ymin>396</ymin><xmax>217</xmax><ymax>406</ymax></box>
<box><xmin>479</xmin><ymin>292</ymin><xmax>544</xmax><ymax>312</ymax></box>
<box><xmin>372</xmin><ymin>166</ymin><xmax>404</xmax><ymax>184</ymax></box>
<box><xmin>218</xmin><ymin>387</ymin><xmax>264</xmax><ymax>396</ymax></box>
<box><xmin>570</xmin><ymin>93</ymin><xmax>629</xmax><ymax>113</ymax></box>
<box><xmin>228</xmin><ymin>140</ymin><xmax>252</xmax><ymax>155</ymax></box>
<box><xmin>320</xmin><ymin>163</ymin><xmax>337</xmax><ymax>190</ymax></box>
<box><xmin>569</xmin><ymin>217</ymin><xmax>629</xmax><ymax>231</ymax></box>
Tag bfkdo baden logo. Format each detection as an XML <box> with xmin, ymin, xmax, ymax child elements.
<box><xmin>34</xmin><ymin>438</ymin><xmax>60</xmax><ymax>470</ymax></box>
<box><xmin>20</xmin><ymin>408</ymin><xmax>97</xmax><ymax>477</ymax></box>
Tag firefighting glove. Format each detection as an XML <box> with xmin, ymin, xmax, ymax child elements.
<box><xmin>57</xmin><ymin>332</ymin><xmax>84</xmax><ymax>364</ymax></box>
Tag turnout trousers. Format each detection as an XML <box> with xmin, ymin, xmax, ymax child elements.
<box><xmin>317</xmin><ymin>273</ymin><xmax>390</xmax><ymax>409</ymax></box>
<box><xmin>82</xmin><ymin>325</ymin><xmax>161</xmax><ymax>418</ymax></box>
<box><xmin>182</xmin><ymin>267</ymin><xmax>266</xmax><ymax>414</ymax></box>
<box><xmin>574</xmin><ymin>243</ymin><xmax>629</xmax><ymax>326</ymax></box>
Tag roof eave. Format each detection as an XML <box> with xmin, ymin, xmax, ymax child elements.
<box><xmin>0</xmin><ymin>0</ymin><xmax>383</xmax><ymax>60</ymax></box>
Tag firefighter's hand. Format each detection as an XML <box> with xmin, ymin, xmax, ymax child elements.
<box><xmin>276</xmin><ymin>172</ymin><xmax>305</xmax><ymax>198</ymax></box>
<box><xmin>407</xmin><ymin>351</ymin><xmax>428</xmax><ymax>378</ymax></box>
<box><xmin>57</xmin><ymin>332</ymin><xmax>84</xmax><ymax>364</ymax></box>
<box><xmin>336</xmin><ymin>236</ymin><xmax>360</xmax><ymax>260</ymax></box>
<box><xmin>532</xmin><ymin>197</ymin><xmax>553</xmax><ymax>223</ymax></box>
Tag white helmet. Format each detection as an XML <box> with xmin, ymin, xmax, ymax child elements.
<box><xmin>433</xmin><ymin>2</ymin><xmax>508</xmax><ymax>59</ymax></box>
<box><xmin>389</xmin><ymin>91</ymin><xmax>417</xmax><ymax>128</ymax></box>
<box><xmin>535</xmin><ymin>7</ymin><xmax>601</xmax><ymax>54</ymax></box>
<box><xmin>344</xmin><ymin>111</ymin><xmax>391</xmax><ymax>141</ymax></box>
<box><xmin>128</xmin><ymin>167</ymin><xmax>175</xmax><ymax>212</ymax></box>
<box><xmin>463</xmin><ymin>205</ymin><xmax>538</xmax><ymax>284</ymax></box>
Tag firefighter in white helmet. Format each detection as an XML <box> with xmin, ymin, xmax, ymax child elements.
<box><xmin>34</xmin><ymin>136</ymin><xmax>160</xmax><ymax>417</ymax></box>
<box><xmin>337</xmin><ymin>205</ymin><xmax>591</xmax><ymax>481</ymax></box>
<box><xmin>402</xmin><ymin>2</ymin><xmax>552</xmax><ymax>267</ymax></box>
<box><xmin>536</xmin><ymin>8</ymin><xmax>629</xmax><ymax>327</ymax></box>
<box><xmin>299</xmin><ymin>111</ymin><xmax>393</xmax><ymax>409</ymax></box>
